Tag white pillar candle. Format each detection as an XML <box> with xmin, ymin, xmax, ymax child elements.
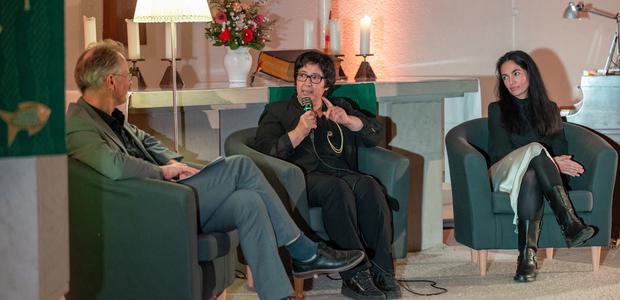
<box><xmin>164</xmin><ymin>23</ymin><xmax>177</xmax><ymax>59</ymax></box>
<box><xmin>125</xmin><ymin>19</ymin><xmax>140</xmax><ymax>60</ymax></box>
<box><xmin>359</xmin><ymin>15</ymin><xmax>371</xmax><ymax>55</ymax></box>
<box><xmin>303</xmin><ymin>20</ymin><xmax>316</xmax><ymax>49</ymax></box>
<box><xmin>329</xmin><ymin>20</ymin><xmax>341</xmax><ymax>55</ymax></box>
<box><xmin>83</xmin><ymin>16</ymin><xmax>96</xmax><ymax>49</ymax></box>
<box><xmin>319</xmin><ymin>0</ymin><xmax>331</xmax><ymax>50</ymax></box>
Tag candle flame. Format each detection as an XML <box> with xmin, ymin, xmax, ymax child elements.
<box><xmin>24</xmin><ymin>0</ymin><xmax>30</xmax><ymax>11</ymax></box>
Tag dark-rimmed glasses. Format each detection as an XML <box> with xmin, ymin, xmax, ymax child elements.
<box><xmin>296</xmin><ymin>73</ymin><xmax>325</xmax><ymax>84</ymax></box>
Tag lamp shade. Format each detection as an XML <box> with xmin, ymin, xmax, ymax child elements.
<box><xmin>133</xmin><ymin>0</ymin><xmax>213</xmax><ymax>23</ymax></box>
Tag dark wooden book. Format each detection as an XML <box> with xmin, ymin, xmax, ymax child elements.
<box><xmin>256</xmin><ymin>50</ymin><xmax>342</xmax><ymax>82</ymax></box>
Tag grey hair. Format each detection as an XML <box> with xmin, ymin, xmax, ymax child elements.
<box><xmin>74</xmin><ymin>39</ymin><xmax>127</xmax><ymax>92</ymax></box>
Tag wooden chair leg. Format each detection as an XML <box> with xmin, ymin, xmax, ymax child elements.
<box><xmin>246</xmin><ymin>265</ymin><xmax>254</xmax><ymax>291</ymax></box>
<box><xmin>215</xmin><ymin>289</ymin><xmax>227</xmax><ymax>300</ymax></box>
<box><xmin>293</xmin><ymin>277</ymin><xmax>305</xmax><ymax>299</ymax></box>
<box><xmin>545</xmin><ymin>248</ymin><xmax>554</xmax><ymax>259</ymax></box>
<box><xmin>478</xmin><ymin>250</ymin><xmax>488</xmax><ymax>276</ymax></box>
<box><xmin>471</xmin><ymin>249</ymin><xmax>478</xmax><ymax>264</ymax></box>
<box><xmin>591</xmin><ymin>246</ymin><xmax>601</xmax><ymax>272</ymax></box>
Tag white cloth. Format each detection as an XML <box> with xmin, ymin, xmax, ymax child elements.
<box><xmin>489</xmin><ymin>142</ymin><xmax>553</xmax><ymax>226</ymax></box>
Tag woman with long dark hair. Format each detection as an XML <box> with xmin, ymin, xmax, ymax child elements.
<box><xmin>488</xmin><ymin>50</ymin><xmax>596</xmax><ymax>282</ymax></box>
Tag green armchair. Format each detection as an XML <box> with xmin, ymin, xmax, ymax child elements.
<box><xmin>225</xmin><ymin>127</ymin><xmax>410</xmax><ymax>299</ymax></box>
<box><xmin>224</xmin><ymin>127</ymin><xmax>411</xmax><ymax>258</ymax></box>
<box><xmin>446</xmin><ymin>118</ymin><xmax>617</xmax><ymax>275</ymax></box>
<box><xmin>67</xmin><ymin>158</ymin><xmax>238</xmax><ymax>300</ymax></box>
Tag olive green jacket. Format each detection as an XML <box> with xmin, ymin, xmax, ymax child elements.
<box><xmin>66</xmin><ymin>98</ymin><xmax>182</xmax><ymax>180</ymax></box>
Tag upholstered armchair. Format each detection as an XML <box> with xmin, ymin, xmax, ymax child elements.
<box><xmin>225</xmin><ymin>126</ymin><xmax>410</xmax><ymax>299</ymax></box>
<box><xmin>445</xmin><ymin>118</ymin><xmax>617</xmax><ymax>275</ymax></box>
<box><xmin>67</xmin><ymin>158</ymin><xmax>238</xmax><ymax>300</ymax></box>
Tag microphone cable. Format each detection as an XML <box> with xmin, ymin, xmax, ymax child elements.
<box><xmin>324</xmin><ymin>260</ymin><xmax>448</xmax><ymax>297</ymax></box>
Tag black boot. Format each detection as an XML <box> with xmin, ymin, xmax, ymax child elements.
<box><xmin>514</xmin><ymin>219</ymin><xmax>541</xmax><ymax>282</ymax></box>
<box><xmin>544</xmin><ymin>186</ymin><xmax>596</xmax><ymax>248</ymax></box>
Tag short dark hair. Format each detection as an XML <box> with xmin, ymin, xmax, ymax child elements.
<box><xmin>294</xmin><ymin>51</ymin><xmax>336</xmax><ymax>89</ymax></box>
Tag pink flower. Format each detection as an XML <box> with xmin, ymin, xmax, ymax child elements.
<box><xmin>253</xmin><ymin>14</ymin><xmax>266</xmax><ymax>24</ymax></box>
<box><xmin>219</xmin><ymin>28</ymin><xmax>232</xmax><ymax>42</ymax></box>
<box><xmin>242</xmin><ymin>28</ymin><xmax>254</xmax><ymax>43</ymax></box>
<box><xmin>232</xmin><ymin>2</ymin><xmax>243</xmax><ymax>12</ymax></box>
<box><xmin>214</xmin><ymin>11</ymin><xmax>227</xmax><ymax>24</ymax></box>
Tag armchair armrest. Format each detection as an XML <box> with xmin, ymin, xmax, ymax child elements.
<box><xmin>224</xmin><ymin>128</ymin><xmax>310</xmax><ymax>223</ymax></box>
<box><xmin>358</xmin><ymin>146</ymin><xmax>410</xmax><ymax>258</ymax></box>
<box><xmin>68</xmin><ymin>158</ymin><xmax>200</xmax><ymax>299</ymax></box>
<box><xmin>445</xmin><ymin>128</ymin><xmax>496</xmax><ymax>249</ymax></box>
<box><xmin>565</xmin><ymin>123</ymin><xmax>618</xmax><ymax>244</ymax></box>
<box><xmin>358</xmin><ymin>146</ymin><xmax>410</xmax><ymax>211</ymax></box>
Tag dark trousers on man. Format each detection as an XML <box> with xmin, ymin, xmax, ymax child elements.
<box><xmin>307</xmin><ymin>171</ymin><xmax>394</xmax><ymax>279</ymax></box>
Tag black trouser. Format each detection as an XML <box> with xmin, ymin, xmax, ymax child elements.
<box><xmin>517</xmin><ymin>151</ymin><xmax>564</xmax><ymax>220</ymax></box>
<box><xmin>307</xmin><ymin>171</ymin><xmax>394</xmax><ymax>279</ymax></box>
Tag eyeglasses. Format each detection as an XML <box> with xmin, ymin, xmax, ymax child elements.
<box><xmin>296</xmin><ymin>73</ymin><xmax>325</xmax><ymax>84</ymax></box>
<box><xmin>112</xmin><ymin>73</ymin><xmax>132</xmax><ymax>82</ymax></box>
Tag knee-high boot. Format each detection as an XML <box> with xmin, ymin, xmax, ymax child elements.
<box><xmin>544</xmin><ymin>185</ymin><xmax>596</xmax><ymax>248</ymax></box>
<box><xmin>514</xmin><ymin>219</ymin><xmax>541</xmax><ymax>282</ymax></box>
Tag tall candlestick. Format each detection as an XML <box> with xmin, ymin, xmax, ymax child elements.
<box><xmin>164</xmin><ymin>23</ymin><xmax>177</xmax><ymax>59</ymax></box>
<box><xmin>359</xmin><ymin>15</ymin><xmax>371</xmax><ymax>55</ymax></box>
<box><xmin>126</xmin><ymin>19</ymin><xmax>140</xmax><ymax>60</ymax></box>
<box><xmin>303</xmin><ymin>20</ymin><xmax>316</xmax><ymax>49</ymax></box>
<box><xmin>329</xmin><ymin>20</ymin><xmax>341</xmax><ymax>55</ymax></box>
<box><xmin>319</xmin><ymin>0</ymin><xmax>331</xmax><ymax>50</ymax></box>
<box><xmin>83</xmin><ymin>16</ymin><xmax>96</xmax><ymax>49</ymax></box>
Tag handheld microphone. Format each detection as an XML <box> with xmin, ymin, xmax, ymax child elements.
<box><xmin>301</xmin><ymin>97</ymin><xmax>312</xmax><ymax>112</ymax></box>
<box><xmin>301</xmin><ymin>97</ymin><xmax>314</xmax><ymax>140</ymax></box>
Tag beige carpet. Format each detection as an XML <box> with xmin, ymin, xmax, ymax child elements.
<box><xmin>226</xmin><ymin>237</ymin><xmax>620</xmax><ymax>300</ymax></box>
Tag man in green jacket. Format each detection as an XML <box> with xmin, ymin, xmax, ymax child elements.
<box><xmin>66</xmin><ymin>40</ymin><xmax>364</xmax><ymax>300</ymax></box>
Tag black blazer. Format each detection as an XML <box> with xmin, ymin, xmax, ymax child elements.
<box><xmin>254</xmin><ymin>96</ymin><xmax>384</xmax><ymax>173</ymax></box>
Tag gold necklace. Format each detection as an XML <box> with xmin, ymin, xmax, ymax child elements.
<box><xmin>326</xmin><ymin>122</ymin><xmax>343</xmax><ymax>154</ymax></box>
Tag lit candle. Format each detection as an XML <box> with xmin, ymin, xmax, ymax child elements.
<box><xmin>303</xmin><ymin>20</ymin><xmax>316</xmax><ymax>49</ymax></box>
<box><xmin>125</xmin><ymin>19</ymin><xmax>140</xmax><ymax>60</ymax></box>
<box><xmin>319</xmin><ymin>0</ymin><xmax>331</xmax><ymax>50</ymax></box>
<box><xmin>83</xmin><ymin>16</ymin><xmax>96</xmax><ymax>49</ymax></box>
<box><xmin>329</xmin><ymin>20</ymin><xmax>341</xmax><ymax>55</ymax></box>
<box><xmin>359</xmin><ymin>15</ymin><xmax>371</xmax><ymax>55</ymax></box>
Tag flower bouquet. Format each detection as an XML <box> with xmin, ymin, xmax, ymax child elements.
<box><xmin>205</xmin><ymin>0</ymin><xmax>275</xmax><ymax>50</ymax></box>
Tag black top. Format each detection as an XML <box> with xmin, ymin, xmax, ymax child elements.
<box><xmin>254</xmin><ymin>96</ymin><xmax>384</xmax><ymax>174</ymax></box>
<box><xmin>87</xmin><ymin>102</ymin><xmax>150</xmax><ymax>162</ymax></box>
<box><xmin>488</xmin><ymin>99</ymin><xmax>568</xmax><ymax>165</ymax></box>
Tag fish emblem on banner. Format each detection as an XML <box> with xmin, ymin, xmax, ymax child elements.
<box><xmin>0</xmin><ymin>101</ymin><xmax>51</xmax><ymax>146</ymax></box>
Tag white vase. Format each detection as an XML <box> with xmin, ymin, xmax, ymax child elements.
<box><xmin>224</xmin><ymin>47</ymin><xmax>252</xmax><ymax>83</ymax></box>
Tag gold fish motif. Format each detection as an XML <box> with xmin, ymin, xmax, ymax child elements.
<box><xmin>0</xmin><ymin>101</ymin><xmax>51</xmax><ymax>147</ymax></box>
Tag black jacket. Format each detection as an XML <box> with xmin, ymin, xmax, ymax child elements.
<box><xmin>254</xmin><ymin>96</ymin><xmax>384</xmax><ymax>173</ymax></box>
<box><xmin>488</xmin><ymin>100</ymin><xmax>568</xmax><ymax>165</ymax></box>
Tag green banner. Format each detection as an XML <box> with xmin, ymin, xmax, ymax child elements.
<box><xmin>268</xmin><ymin>82</ymin><xmax>378</xmax><ymax>116</ymax></box>
<box><xmin>0</xmin><ymin>0</ymin><xmax>65</xmax><ymax>157</ymax></box>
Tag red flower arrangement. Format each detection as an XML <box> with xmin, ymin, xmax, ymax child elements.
<box><xmin>205</xmin><ymin>0</ymin><xmax>275</xmax><ymax>50</ymax></box>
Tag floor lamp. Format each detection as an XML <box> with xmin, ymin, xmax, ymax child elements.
<box><xmin>564</xmin><ymin>1</ymin><xmax>620</xmax><ymax>75</ymax></box>
<box><xmin>133</xmin><ymin>0</ymin><xmax>213</xmax><ymax>152</ymax></box>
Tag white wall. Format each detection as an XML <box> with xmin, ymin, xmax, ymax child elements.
<box><xmin>64</xmin><ymin>0</ymin><xmax>619</xmax><ymax>112</ymax></box>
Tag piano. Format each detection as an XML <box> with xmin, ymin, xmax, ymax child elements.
<box><xmin>566</xmin><ymin>75</ymin><xmax>620</xmax><ymax>244</ymax></box>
